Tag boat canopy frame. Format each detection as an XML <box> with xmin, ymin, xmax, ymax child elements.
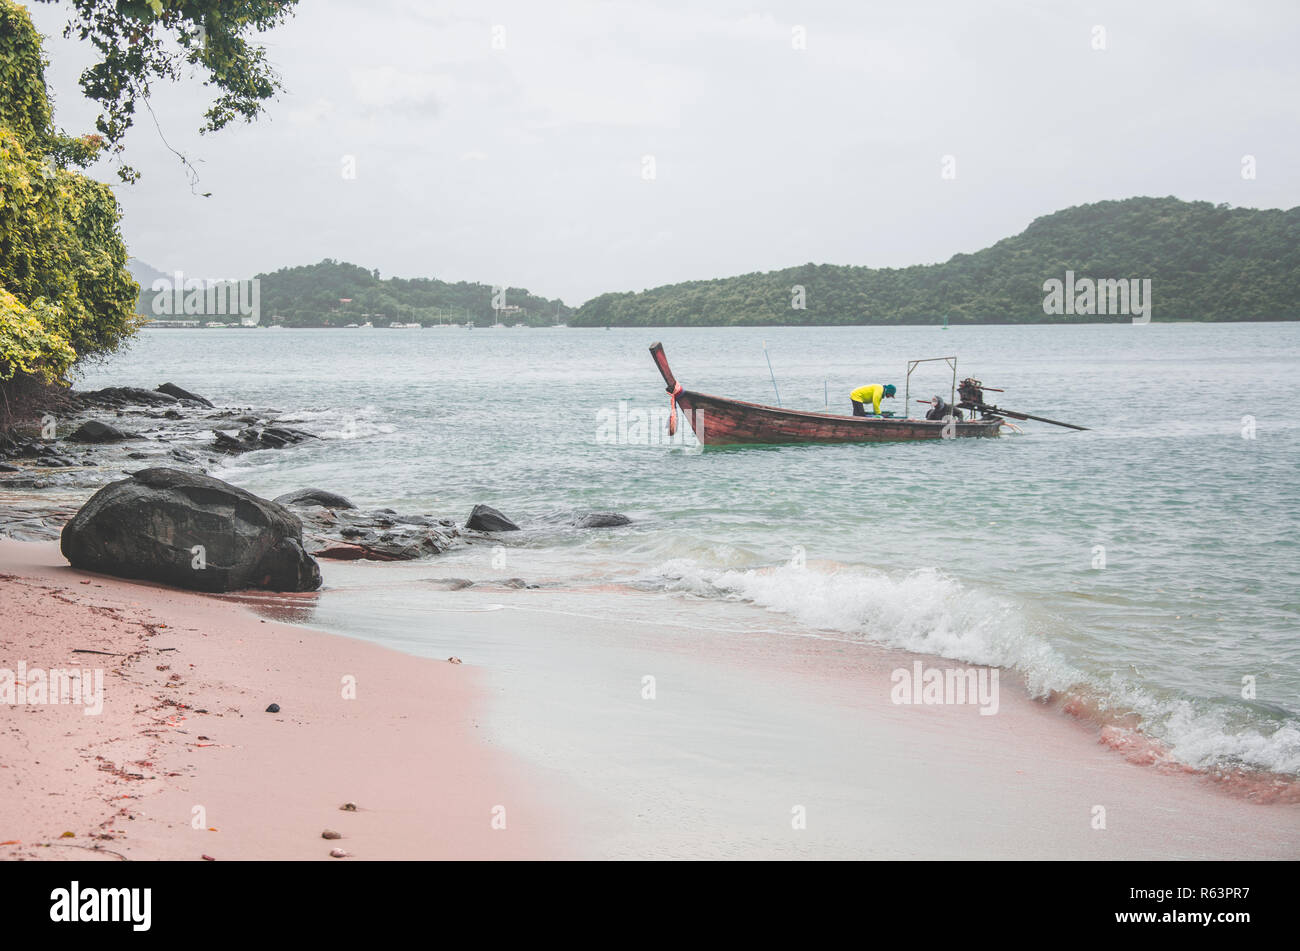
<box><xmin>903</xmin><ymin>356</ymin><xmax>958</xmax><ymax>420</ymax></box>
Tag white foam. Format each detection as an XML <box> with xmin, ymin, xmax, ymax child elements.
<box><xmin>637</xmin><ymin>558</ymin><xmax>1300</xmax><ymax>775</ymax></box>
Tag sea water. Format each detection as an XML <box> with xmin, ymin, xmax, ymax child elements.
<box><xmin>77</xmin><ymin>322</ymin><xmax>1300</xmax><ymax>778</ymax></box>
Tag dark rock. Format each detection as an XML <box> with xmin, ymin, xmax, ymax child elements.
<box><xmin>260</xmin><ymin>426</ymin><xmax>316</xmax><ymax>448</ymax></box>
<box><xmin>156</xmin><ymin>382</ymin><xmax>214</xmax><ymax>408</ymax></box>
<box><xmin>311</xmin><ymin>542</ymin><xmax>375</xmax><ymax>561</ymax></box>
<box><xmin>77</xmin><ymin>386</ymin><xmax>178</xmax><ymax>408</ymax></box>
<box><xmin>213</xmin><ymin>426</ymin><xmax>317</xmax><ymax>453</ymax></box>
<box><xmin>274</xmin><ymin>488</ymin><xmax>355</xmax><ymax>509</ymax></box>
<box><xmin>36</xmin><ymin>453</ymin><xmax>77</xmax><ymax>468</ymax></box>
<box><xmin>212</xmin><ymin>429</ymin><xmax>255</xmax><ymax>452</ymax></box>
<box><xmin>466</xmin><ymin>504</ymin><xmax>520</xmax><ymax>532</ymax></box>
<box><xmin>266</xmin><ymin>703</ymin><xmax>281</xmax><ymax>713</ymax></box>
<box><xmin>59</xmin><ymin>467</ymin><xmax>321</xmax><ymax>592</ymax></box>
<box><xmin>574</xmin><ymin>512</ymin><xmax>632</xmax><ymax>528</ymax></box>
<box><xmin>0</xmin><ymin>463</ymin><xmax>20</xmax><ymax>473</ymax></box>
<box><xmin>68</xmin><ymin>420</ymin><xmax>136</xmax><ymax>443</ymax></box>
<box><xmin>308</xmin><ymin>530</ymin><xmax>447</xmax><ymax>561</ymax></box>
<box><xmin>424</xmin><ymin>578</ymin><xmax>475</xmax><ymax>590</ymax></box>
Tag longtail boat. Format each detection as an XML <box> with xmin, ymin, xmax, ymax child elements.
<box><xmin>649</xmin><ymin>342</ymin><xmax>1003</xmax><ymax>445</ymax></box>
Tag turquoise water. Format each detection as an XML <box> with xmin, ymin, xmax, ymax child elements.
<box><xmin>79</xmin><ymin>323</ymin><xmax>1300</xmax><ymax>776</ymax></box>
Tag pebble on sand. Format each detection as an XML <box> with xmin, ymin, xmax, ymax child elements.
<box><xmin>447</xmin><ymin>657</ymin><xmax>462</xmax><ymax>664</ymax></box>
<box><xmin>329</xmin><ymin>848</ymin><xmax>350</xmax><ymax>858</ymax></box>
<box><xmin>322</xmin><ymin>830</ymin><xmax>342</xmax><ymax>840</ymax></box>
<box><xmin>340</xmin><ymin>802</ymin><xmax>358</xmax><ymax>811</ymax></box>
<box><xmin>265</xmin><ymin>702</ymin><xmax>280</xmax><ymax>713</ymax></box>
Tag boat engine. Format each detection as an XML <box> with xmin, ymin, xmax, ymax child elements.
<box><xmin>957</xmin><ymin>377</ymin><xmax>986</xmax><ymax>405</ymax></box>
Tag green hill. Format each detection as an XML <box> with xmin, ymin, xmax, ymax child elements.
<box><xmin>139</xmin><ymin>259</ymin><xmax>573</xmax><ymax>327</ymax></box>
<box><xmin>252</xmin><ymin>260</ymin><xmax>572</xmax><ymax>327</ymax></box>
<box><xmin>571</xmin><ymin>197</ymin><xmax>1300</xmax><ymax>326</ymax></box>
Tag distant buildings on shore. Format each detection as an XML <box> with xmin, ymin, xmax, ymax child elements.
<box><xmin>146</xmin><ymin>315</ymin><xmax>261</xmax><ymax>328</ymax></box>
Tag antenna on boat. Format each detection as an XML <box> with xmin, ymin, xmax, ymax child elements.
<box><xmin>762</xmin><ymin>341</ymin><xmax>782</xmax><ymax>407</ymax></box>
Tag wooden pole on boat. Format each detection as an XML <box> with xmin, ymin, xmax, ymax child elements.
<box><xmin>972</xmin><ymin>402</ymin><xmax>1089</xmax><ymax>430</ymax></box>
<box><xmin>763</xmin><ymin>341</ymin><xmax>782</xmax><ymax>407</ymax></box>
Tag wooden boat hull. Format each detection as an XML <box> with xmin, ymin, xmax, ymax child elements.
<box><xmin>651</xmin><ymin>343</ymin><xmax>1001</xmax><ymax>446</ymax></box>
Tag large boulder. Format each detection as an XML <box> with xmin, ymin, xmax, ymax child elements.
<box><xmin>465</xmin><ymin>504</ymin><xmax>520</xmax><ymax>532</ymax></box>
<box><xmin>60</xmin><ymin>467</ymin><xmax>321</xmax><ymax>592</ymax></box>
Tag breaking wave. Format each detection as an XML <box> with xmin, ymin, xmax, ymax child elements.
<box><xmin>636</xmin><ymin>558</ymin><xmax>1300</xmax><ymax>782</ymax></box>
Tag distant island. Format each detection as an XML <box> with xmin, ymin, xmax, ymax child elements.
<box><xmin>573</xmin><ymin>197</ymin><xmax>1300</xmax><ymax>326</ymax></box>
<box><xmin>132</xmin><ymin>259</ymin><xmax>573</xmax><ymax>328</ymax></box>
<box><xmin>134</xmin><ymin>197</ymin><xmax>1300</xmax><ymax>327</ymax></box>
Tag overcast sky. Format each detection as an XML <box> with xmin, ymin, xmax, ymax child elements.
<box><xmin>28</xmin><ymin>0</ymin><xmax>1300</xmax><ymax>304</ymax></box>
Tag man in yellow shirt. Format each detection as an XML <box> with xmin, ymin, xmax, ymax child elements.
<box><xmin>850</xmin><ymin>383</ymin><xmax>896</xmax><ymax>416</ymax></box>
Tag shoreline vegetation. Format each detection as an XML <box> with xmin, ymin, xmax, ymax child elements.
<box><xmin>129</xmin><ymin>196</ymin><xmax>1300</xmax><ymax>330</ymax></box>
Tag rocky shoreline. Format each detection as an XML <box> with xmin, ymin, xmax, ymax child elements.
<box><xmin>0</xmin><ymin>383</ymin><xmax>629</xmax><ymax>589</ymax></box>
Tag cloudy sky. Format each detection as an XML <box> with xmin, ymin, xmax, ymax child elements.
<box><xmin>28</xmin><ymin>0</ymin><xmax>1300</xmax><ymax>304</ymax></box>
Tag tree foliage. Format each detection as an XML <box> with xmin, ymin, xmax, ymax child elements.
<box><xmin>0</xmin><ymin>0</ymin><xmax>139</xmax><ymax>387</ymax></box>
<box><xmin>34</xmin><ymin>0</ymin><xmax>298</xmax><ymax>182</ymax></box>
<box><xmin>571</xmin><ymin>198</ymin><xmax>1300</xmax><ymax>326</ymax></box>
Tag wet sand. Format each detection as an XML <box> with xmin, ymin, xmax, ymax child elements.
<box><xmin>2</xmin><ymin>539</ymin><xmax>1296</xmax><ymax>860</ymax></box>
<box><xmin>0</xmin><ymin>540</ymin><xmax>571</xmax><ymax>860</ymax></box>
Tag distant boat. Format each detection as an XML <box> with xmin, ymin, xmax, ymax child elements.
<box><xmin>344</xmin><ymin>323</ymin><xmax>359</xmax><ymax>328</ymax></box>
<box><xmin>490</xmin><ymin>322</ymin><xmax>506</xmax><ymax>329</ymax></box>
<box><xmin>649</xmin><ymin>342</ymin><xmax>1002</xmax><ymax>445</ymax></box>
<box><xmin>360</xmin><ymin>321</ymin><xmax>373</xmax><ymax>328</ymax></box>
<box><xmin>388</xmin><ymin>322</ymin><xmax>422</xmax><ymax>328</ymax></box>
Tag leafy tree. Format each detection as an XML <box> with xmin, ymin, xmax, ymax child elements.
<box><xmin>34</xmin><ymin>0</ymin><xmax>298</xmax><ymax>183</ymax></box>
<box><xmin>1</xmin><ymin>0</ymin><xmax>138</xmax><ymax>399</ymax></box>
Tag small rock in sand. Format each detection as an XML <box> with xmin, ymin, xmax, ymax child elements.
<box><xmin>340</xmin><ymin>802</ymin><xmax>358</xmax><ymax>812</ymax></box>
<box><xmin>322</xmin><ymin>830</ymin><xmax>342</xmax><ymax>840</ymax></box>
<box><xmin>447</xmin><ymin>656</ymin><xmax>463</xmax><ymax>664</ymax></box>
<box><xmin>265</xmin><ymin>702</ymin><xmax>281</xmax><ymax>713</ymax></box>
<box><xmin>329</xmin><ymin>848</ymin><xmax>350</xmax><ymax>858</ymax></box>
